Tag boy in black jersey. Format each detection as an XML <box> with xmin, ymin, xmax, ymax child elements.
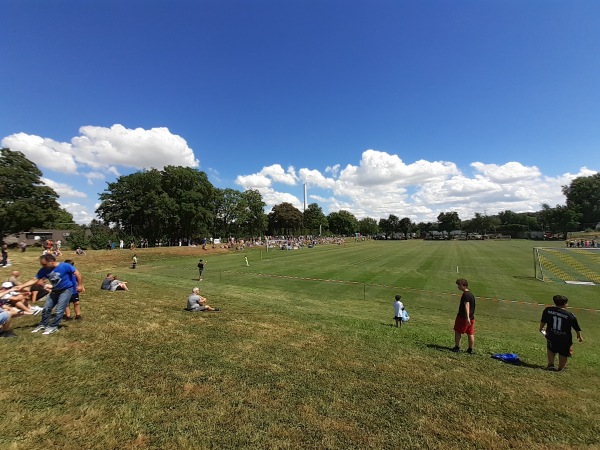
<box><xmin>540</xmin><ymin>295</ymin><xmax>583</xmax><ymax>371</ymax></box>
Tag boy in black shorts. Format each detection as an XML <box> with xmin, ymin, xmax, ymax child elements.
<box><xmin>540</xmin><ymin>295</ymin><xmax>583</xmax><ymax>371</ymax></box>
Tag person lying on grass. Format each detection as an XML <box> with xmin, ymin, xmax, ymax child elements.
<box><xmin>109</xmin><ymin>275</ymin><xmax>129</xmax><ymax>291</ymax></box>
<box><xmin>186</xmin><ymin>287</ymin><xmax>219</xmax><ymax>312</ymax></box>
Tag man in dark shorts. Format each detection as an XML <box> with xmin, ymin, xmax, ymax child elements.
<box><xmin>540</xmin><ymin>295</ymin><xmax>583</xmax><ymax>371</ymax></box>
<box><xmin>453</xmin><ymin>278</ymin><xmax>475</xmax><ymax>354</ymax></box>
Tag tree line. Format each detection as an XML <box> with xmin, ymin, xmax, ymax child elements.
<box><xmin>2</xmin><ymin>148</ymin><xmax>599</xmax><ymax>248</ymax></box>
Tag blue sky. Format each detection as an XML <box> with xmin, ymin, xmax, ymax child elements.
<box><xmin>1</xmin><ymin>0</ymin><xmax>599</xmax><ymax>224</ymax></box>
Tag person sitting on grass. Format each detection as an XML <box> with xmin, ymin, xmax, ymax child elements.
<box><xmin>186</xmin><ymin>287</ymin><xmax>219</xmax><ymax>312</ymax></box>
<box><xmin>0</xmin><ymin>305</ymin><xmax>20</xmax><ymax>338</ymax></box>
<box><xmin>540</xmin><ymin>295</ymin><xmax>583</xmax><ymax>372</ymax></box>
<box><xmin>109</xmin><ymin>275</ymin><xmax>129</xmax><ymax>291</ymax></box>
<box><xmin>100</xmin><ymin>273</ymin><xmax>114</xmax><ymax>290</ymax></box>
<box><xmin>0</xmin><ymin>282</ymin><xmax>42</xmax><ymax>316</ymax></box>
<box><xmin>15</xmin><ymin>253</ymin><xmax>85</xmax><ymax>336</ymax></box>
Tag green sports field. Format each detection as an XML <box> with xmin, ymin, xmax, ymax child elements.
<box><xmin>2</xmin><ymin>239</ymin><xmax>599</xmax><ymax>449</ymax></box>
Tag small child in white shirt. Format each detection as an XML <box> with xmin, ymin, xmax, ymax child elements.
<box><xmin>393</xmin><ymin>294</ymin><xmax>410</xmax><ymax>327</ymax></box>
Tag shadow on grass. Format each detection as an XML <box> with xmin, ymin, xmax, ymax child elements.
<box><xmin>424</xmin><ymin>343</ymin><xmax>458</xmax><ymax>352</ymax></box>
<box><xmin>488</xmin><ymin>356</ymin><xmax>546</xmax><ymax>370</ymax></box>
<box><xmin>380</xmin><ymin>322</ymin><xmax>404</xmax><ymax>328</ymax></box>
<box><xmin>424</xmin><ymin>344</ymin><xmax>546</xmax><ymax>370</ymax></box>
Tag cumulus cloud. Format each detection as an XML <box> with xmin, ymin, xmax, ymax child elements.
<box><xmin>235</xmin><ymin>150</ymin><xmax>597</xmax><ymax>222</ymax></box>
<box><xmin>298</xmin><ymin>168</ymin><xmax>336</xmax><ymax>189</ymax></box>
<box><xmin>41</xmin><ymin>177</ymin><xmax>87</xmax><ymax>198</ymax></box>
<box><xmin>59</xmin><ymin>202</ymin><xmax>96</xmax><ymax>224</ymax></box>
<box><xmin>471</xmin><ymin>161</ymin><xmax>541</xmax><ymax>182</ymax></box>
<box><xmin>338</xmin><ymin>149</ymin><xmax>459</xmax><ymax>187</ymax></box>
<box><xmin>1</xmin><ymin>124</ymin><xmax>198</xmax><ymax>174</ymax></box>
<box><xmin>84</xmin><ymin>171</ymin><xmax>105</xmax><ymax>185</ymax></box>
<box><xmin>236</xmin><ymin>164</ymin><xmax>298</xmax><ymax>190</ymax></box>
<box><xmin>2</xmin><ymin>133</ymin><xmax>78</xmax><ymax>173</ymax></box>
<box><xmin>72</xmin><ymin>124</ymin><xmax>198</xmax><ymax>170</ymax></box>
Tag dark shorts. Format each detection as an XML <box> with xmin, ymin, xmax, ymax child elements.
<box><xmin>69</xmin><ymin>293</ymin><xmax>80</xmax><ymax>303</ymax></box>
<box><xmin>454</xmin><ymin>316</ymin><xmax>475</xmax><ymax>335</ymax></box>
<box><xmin>546</xmin><ymin>337</ymin><xmax>573</xmax><ymax>358</ymax></box>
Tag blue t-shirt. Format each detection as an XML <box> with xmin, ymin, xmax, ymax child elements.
<box><xmin>36</xmin><ymin>262</ymin><xmax>76</xmax><ymax>291</ymax></box>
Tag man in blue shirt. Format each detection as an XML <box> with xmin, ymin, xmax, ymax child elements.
<box><xmin>16</xmin><ymin>254</ymin><xmax>85</xmax><ymax>335</ymax></box>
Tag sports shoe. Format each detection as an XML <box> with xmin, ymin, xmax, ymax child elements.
<box><xmin>451</xmin><ymin>346</ymin><xmax>460</xmax><ymax>353</ymax></box>
<box><xmin>32</xmin><ymin>308</ymin><xmax>42</xmax><ymax>316</ymax></box>
<box><xmin>546</xmin><ymin>364</ymin><xmax>556</xmax><ymax>371</ymax></box>
<box><xmin>42</xmin><ymin>326</ymin><xmax>59</xmax><ymax>335</ymax></box>
<box><xmin>75</xmin><ymin>315</ymin><xmax>82</xmax><ymax>320</ymax></box>
<box><xmin>466</xmin><ymin>348</ymin><xmax>474</xmax><ymax>354</ymax></box>
<box><xmin>63</xmin><ymin>316</ymin><xmax>73</xmax><ymax>321</ymax></box>
<box><xmin>213</xmin><ymin>308</ymin><xmax>221</xmax><ymax>311</ymax></box>
<box><xmin>31</xmin><ymin>325</ymin><xmax>46</xmax><ymax>333</ymax></box>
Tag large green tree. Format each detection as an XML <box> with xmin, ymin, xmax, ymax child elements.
<box><xmin>437</xmin><ymin>212</ymin><xmax>461</xmax><ymax>232</ymax></box>
<box><xmin>96</xmin><ymin>166</ymin><xmax>214</xmax><ymax>243</ymax></box>
<box><xmin>327</xmin><ymin>210</ymin><xmax>358</xmax><ymax>236</ymax></box>
<box><xmin>563</xmin><ymin>173</ymin><xmax>600</xmax><ymax>227</ymax></box>
<box><xmin>398</xmin><ymin>217</ymin><xmax>413</xmax><ymax>236</ymax></box>
<box><xmin>303</xmin><ymin>203</ymin><xmax>328</xmax><ymax>235</ymax></box>
<box><xmin>0</xmin><ymin>148</ymin><xmax>74</xmax><ymax>238</ymax></box>
<box><xmin>541</xmin><ymin>204</ymin><xmax>581</xmax><ymax>235</ymax></box>
<box><xmin>268</xmin><ymin>202</ymin><xmax>303</xmax><ymax>236</ymax></box>
<box><xmin>239</xmin><ymin>189</ymin><xmax>267</xmax><ymax>237</ymax></box>
<box><xmin>358</xmin><ymin>217</ymin><xmax>379</xmax><ymax>236</ymax></box>
<box><xmin>213</xmin><ymin>188</ymin><xmax>244</xmax><ymax>237</ymax></box>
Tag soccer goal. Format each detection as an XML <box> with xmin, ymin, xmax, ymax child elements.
<box><xmin>533</xmin><ymin>247</ymin><xmax>600</xmax><ymax>284</ymax></box>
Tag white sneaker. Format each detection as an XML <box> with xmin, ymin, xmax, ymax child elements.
<box><xmin>31</xmin><ymin>325</ymin><xmax>46</xmax><ymax>333</ymax></box>
<box><xmin>32</xmin><ymin>308</ymin><xmax>42</xmax><ymax>316</ymax></box>
<box><xmin>42</xmin><ymin>326</ymin><xmax>59</xmax><ymax>335</ymax></box>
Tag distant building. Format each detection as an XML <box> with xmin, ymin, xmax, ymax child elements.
<box><xmin>4</xmin><ymin>229</ymin><xmax>82</xmax><ymax>246</ymax></box>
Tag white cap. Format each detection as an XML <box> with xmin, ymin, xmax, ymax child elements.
<box><xmin>1</xmin><ymin>281</ymin><xmax>13</xmax><ymax>289</ymax></box>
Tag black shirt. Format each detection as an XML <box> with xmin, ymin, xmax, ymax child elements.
<box><xmin>457</xmin><ymin>290</ymin><xmax>476</xmax><ymax>320</ymax></box>
<box><xmin>541</xmin><ymin>306</ymin><xmax>581</xmax><ymax>341</ymax></box>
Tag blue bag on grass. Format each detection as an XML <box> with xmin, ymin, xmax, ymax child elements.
<box><xmin>491</xmin><ymin>353</ymin><xmax>520</xmax><ymax>363</ymax></box>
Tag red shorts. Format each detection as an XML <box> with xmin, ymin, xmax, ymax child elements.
<box><xmin>454</xmin><ymin>316</ymin><xmax>475</xmax><ymax>335</ymax></box>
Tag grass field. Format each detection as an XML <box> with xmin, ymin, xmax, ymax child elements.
<box><xmin>1</xmin><ymin>239</ymin><xmax>599</xmax><ymax>449</ymax></box>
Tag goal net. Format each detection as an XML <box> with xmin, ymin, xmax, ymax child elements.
<box><xmin>533</xmin><ymin>247</ymin><xmax>600</xmax><ymax>284</ymax></box>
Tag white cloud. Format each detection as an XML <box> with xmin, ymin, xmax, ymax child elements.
<box><xmin>2</xmin><ymin>124</ymin><xmax>198</xmax><ymax>175</ymax></box>
<box><xmin>471</xmin><ymin>161</ymin><xmax>541</xmax><ymax>182</ymax></box>
<box><xmin>236</xmin><ymin>173</ymin><xmax>272</xmax><ymax>189</ymax></box>
<box><xmin>298</xmin><ymin>168</ymin><xmax>336</xmax><ymax>189</ymax></box>
<box><xmin>338</xmin><ymin>149</ymin><xmax>459</xmax><ymax>187</ymax></box>
<box><xmin>235</xmin><ymin>150</ymin><xmax>598</xmax><ymax>222</ymax></box>
<box><xmin>236</xmin><ymin>164</ymin><xmax>299</xmax><ymax>195</ymax></box>
<box><xmin>259</xmin><ymin>164</ymin><xmax>298</xmax><ymax>185</ymax></box>
<box><xmin>325</xmin><ymin>164</ymin><xmax>340</xmax><ymax>177</ymax></box>
<box><xmin>59</xmin><ymin>202</ymin><xmax>96</xmax><ymax>224</ymax></box>
<box><xmin>260</xmin><ymin>188</ymin><xmax>303</xmax><ymax>211</ymax></box>
<box><xmin>84</xmin><ymin>171</ymin><xmax>105</xmax><ymax>185</ymax></box>
<box><xmin>41</xmin><ymin>177</ymin><xmax>87</xmax><ymax>198</ymax></box>
<box><xmin>71</xmin><ymin>124</ymin><xmax>198</xmax><ymax>170</ymax></box>
<box><xmin>2</xmin><ymin>133</ymin><xmax>78</xmax><ymax>173</ymax></box>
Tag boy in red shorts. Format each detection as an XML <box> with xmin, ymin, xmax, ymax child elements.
<box><xmin>452</xmin><ymin>278</ymin><xmax>475</xmax><ymax>354</ymax></box>
<box><xmin>540</xmin><ymin>295</ymin><xmax>583</xmax><ymax>371</ymax></box>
